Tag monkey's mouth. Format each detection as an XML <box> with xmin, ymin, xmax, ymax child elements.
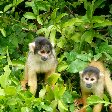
<box><xmin>86</xmin><ymin>84</ymin><xmax>92</xmax><ymax>88</ymax></box>
<box><xmin>41</xmin><ymin>56</ymin><xmax>48</xmax><ymax>61</ymax></box>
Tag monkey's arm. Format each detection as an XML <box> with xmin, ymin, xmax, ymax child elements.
<box><xmin>28</xmin><ymin>70</ymin><xmax>37</xmax><ymax>95</ymax></box>
<box><xmin>21</xmin><ymin>63</ymin><xmax>28</xmax><ymax>90</ymax></box>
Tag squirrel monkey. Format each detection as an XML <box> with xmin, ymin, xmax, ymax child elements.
<box><xmin>21</xmin><ymin>37</ymin><xmax>57</xmax><ymax>95</ymax></box>
<box><xmin>79</xmin><ymin>60</ymin><xmax>112</xmax><ymax>112</ymax></box>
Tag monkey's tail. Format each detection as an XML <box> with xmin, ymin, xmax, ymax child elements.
<box><xmin>105</xmin><ymin>70</ymin><xmax>112</xmax><ymax>100</ymax></box>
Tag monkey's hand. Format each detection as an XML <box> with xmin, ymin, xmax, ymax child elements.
<box><xmin>74</xmin><ymin>98</ymin><xmax>83</xmax><ymax>106</ymax></box>
<box><xmin>21</xmin><ymin>80</ymin><xmax>27</xmax><ymax>90</ymax></box>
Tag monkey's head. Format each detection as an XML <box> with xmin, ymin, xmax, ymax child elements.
<box><xmin>29</xmin><ymin>37</ymin><xmax>52</xmax><ymax>61</ymax></box>
<box><xmin>80</xmin><ymin>66</ymin><xmax>100</xmax><ymax>89</ymax></box>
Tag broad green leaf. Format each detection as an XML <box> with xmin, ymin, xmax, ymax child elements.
<box><xmin>53</xmin><ymin>84</ymin><xmax>66</xmax><ymax>100</ymax></box>
<box><xmin>4</xmin><ymin>86</ymin><xmax>16</xmax><ymax>95</ymax></box>
<box><xmin>7</xmin><ymin>98</ymin><xmax>17</xmax><ymax>105</ymax></box>
<box><xmin>21</xmin><ymin>107</ymin><xmax>30</xmax><ymax>112</ymax></box>
<box><xmin>58</xmin><ymin>61</ymin><xmax>68</xmax><ymax>72</ymax></box>
<box><xmin>87</xmin><ymin>95</ymin><xmax>111</xmax><ymax>106</ymax></box>
<box><xmin>16</xmin><ymin>0</ymin><xmax>24</xmax><ymax>6</ymax></box>
<box><xmin>50</xmin><ymin>28</ymin><xmax>56</xmax><ymax>47</ymax></box>
<box><xmin>46</xmin><ymin>85</ymin><xmax>54</xmax><ymax>101</ymax></box>
<box><xmin>0</xmin><ymin>88</ymin><xmax>5</xmax><ymax>96</ymax></box>
<box><xmin>50</xmin><ymin>100</ymin><xmax>58</xmax><ymax>111</ymax></box>
<box><xmin>62</xmin><ymin>91</ymin><xmax>73</xmax><ymax>104</ymax></box>
<box><xmin>76</xmin><ymin>53</ymin><xmax>92</xmax><ymax>61</ymax></box>
<box><xmin>93</xmin><ymin>0</ymin><xmax>105</xmax><ymax>11</ymax></box>
<box><xmin>58</xmin><ymin>100</ymin><xmax>68</xmax><ymax>111</ymax></box>
<box><xmin>0</xmin><ymin>56</ymin><xmax>6</xmax><ymax>60</ymax></box>
<box><xmin>37</xmin><ymin>15</ymin><xmax>43</xmax><ymax>25</ymax></box>
<box><xmin>63</xmin><ymin>18</ymin><xmax>83</xmax><ymax>27</ymax></box>
<box><xmin>86</xmin><ymin>3</ymin><xmax>93</xmax><ymax>20</ymax></box>
<box><xmin>92</xmin><ymin>16</ymin><xmax>105</xmax><ymax>23</ymax></box>
<box><xmin>55</xmin><ymin>13</ymin><xmax>68</xmax><ymax>23</ymax></box>
<box><xmin>4</xmin><ymin>4</ymin><xmax>12</xmax><ymax>12</ymax></box>
<box><xmin>39</xmin><ymin>87</ymin><xmax>46</xmax><ymax>98</ymax></box>
<box><xmin>94</xmin><ymin>20</ymin><xmax>112</xmax><ymax>28</ymax></box>
<box><xmin>24</xmin><ymin>12</ymin><xmax>36</xmax><ymax>19</ymax></box>
<box><xmin>51</xmin><ymin>8</ymin><xmax>59</xmax><ymax>20</ymax></box>
<box><xmin>0</xmin><ymin>11</ymin><xmax>3</xmax><ymax>13</ymax></box>
<box><xmin>68</xmin><ymin>59</ymin><xmax>88</xmax><ymax>73</ymax></box>
<box><xmin>71</xmin><ymin>33</ymin><xmax>81</xmax><ymax>42</ymax></box>
<box><xmin>0</xmin><ymin>28</ymin><xmax>6</xmax><ymax>37</ymax></box>
<box><xmin>94</xmin><ymin>53</ymin><xmax>102</xmax><ymax>61</ymax></box>
<box><xmin>81</xmin><ymin>30</ymin><xmax>94</xmax><ymax>43</ymax></box>
<box><xmin>0</xmin><ymin>65</ymin><xmax>11</xmax><ymax>88</ymax></box>
<box><xmin>47</xmin><ymin>73</ymin><xmax>60</xmax><ymax>85</ymax></box>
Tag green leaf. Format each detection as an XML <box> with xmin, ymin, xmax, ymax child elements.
<box><xmin>47</xmin><ymin>73</ymin><xmax>60</xmax><ymax>85</ymax></box>
<box><xmin>50</xmin><ymin>100</ymin><xmax>58</xmax><ymax>111</ymax></box>
<box><xmin>93</xmin><ymin>20</ymin><xmax>112</xmax><ymax>28</ymax></box>
<box><xmin>81</xmin><ymin>30</ymin><xmax>94</xmax><ymax>43</ymax></box>
<box><xmin>58</xmin><ymin>61</ymin><xmax>68</xmax><ymax>72</ymax></box>
<box><xmin>55</xmin><ymin>13</ymin><xmax>68</xmax><ymax>23</ymax></box>
<box><xmin>39</xmin><ymin>87</ymin><xmax>46</xmax><ymax>98</ymax></box>
<box><xmin>94</xmin><ymin>53</ymin><xmax>102</xmax><ymax>61</ymax></box>
<box><xmin>0</xmin><ymin>28</ymin><xmax>6</xmax><ymax>37</ymax></box>
<box><xmin>71</xmin><ymin>33</ymin><xmax>81</xmax><ymax>42</ymax></box>
<box><xmin>21</xmin><ymin>107</ymin><xmax>30</xmax><ymax>112</ymax></box>
<box><xmin>24</xmin><ymin>12</ymin><xmax>36</xmax><ymax>19</ymax></box>
<box><xmin>93</xmin><ymin>0</ymin><xmax>105</xmax><ymax>11</ymax></box>
<box><xmin>51</xmin><ymin>8</ymin><xmax>59</xmax><ymax>20</ymax></box>
<box><xmin>4</xmin><ymin>86</ymin><xmax>16</xmax><ymax>95</ymax></box>
<box><xmin>86</xmin><ymin>2</ymin><xmax>93</xmax><ymax>20</ymax></box>
<box><xmin>0</xmin><ymin>88</ymin><xmax>5</xmax><ymax>96</ymax></box>
<box><xmin>87</xmin><ymin>95</ymin><xmax>110</xmax><ymax>106</ymax></box>
<box><xmin>0</xmin><ymin>65</ymin><xmax>11</xmax><ymax>88</ymax></box>
<box><xmin>63</xmin><ymin>18</ymin><xmax>83</xmax><ymax>27</ymax></box>
<box><xmin>4</xmin><ymin>4</ymin><xmax>12</xmax><ymax>12</ymax></box>
<box><xmin>37</xmin><ymin>15</ymin><xmax>43</xmax><ymax>25</ymax></box>
<box><xmin>58</xmin><ymin>100</ymin><xmax>68</xmax><ymax>111</ymax></box>
<box><xmin>68</xmin><ymin>59</ymin><xmax>88</xmax><ymax>73</ymax></box>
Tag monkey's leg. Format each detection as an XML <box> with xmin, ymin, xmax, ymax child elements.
<box><xmin>21</xmin><ymin>64</ymin><xmax>28</xmax><ymax>90</ymax></box>
<box><xmin>93</xmin><ymin>84</ymin><xmax>104</xmax><ymax>112</ymax></box>
<box><xmin>28</xmin><ymin>71</ymin><xmax>37</xmax><ymax>95</ymax></box>
<box><xmin>93</xmin><ymin>104</ymin><xmax>102</xmax><ymax>112</ymax></box>
<box><xmin>79</xmin><ymin>93</ymin><xmax>89</xmax><ymax>112</ymax></box>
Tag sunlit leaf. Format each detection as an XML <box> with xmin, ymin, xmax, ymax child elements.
<box><xmin>0</xmin><ymin>28</ymin><xmax>6</xmax><ymax>37</ymax></box>
<box><xmin>24</xmin><ymin>12</ymin><xmax>36</xmax><ymax>19</ymax></box>
<box><xmin>47</xmin><ymin>73</ymin><xmax>60</xmax><ymax>85</ymax></box>
<box><xmin>4</xmin><ymin>4</ymin><xmax>12</xmax><ymax>12</ymax></box>
<box><xmin>58</xmin><ymin>100</ymin><xmax>68</xmax><ymax>111</ymax></box>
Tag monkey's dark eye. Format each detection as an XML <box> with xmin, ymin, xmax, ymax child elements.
<box><xmin>40</xmin><ymin>50</ymin><xmax>45</xmax><ymax>53</ymax></box>
<box><xmin>91</xmin><ymin>78</ymin><xmax>94</xmax><ymax>81</ymax></box>
<box><xmin>85</xmin><ymin>78</ymin><xmax>89</xmax><ymax>80</ymax></box>
<box><xmin>47</xmin><ymin>51</ymin><xmax>50</xmax><ymax>53</ymax></box>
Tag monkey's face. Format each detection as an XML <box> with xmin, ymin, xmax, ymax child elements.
<box><xmin>29</xmin><ymin>37</ymin><xmax>52</xmax><ymax>61</ymax></box>
<box><xmin>37</xmin><ymin>44</ymin><xmax>52</xmax><ymax>61</ymax></box>
<box><xmin>82</xmin><ymin>73</ymin><xmax>98</xmax><ymax>89</ymax></box>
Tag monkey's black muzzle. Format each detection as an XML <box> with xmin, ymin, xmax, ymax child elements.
<box><xmin>86</xmin><ymin>84</ymin><xmax>92</xmax><ymax>88</ymax></box>
<box><xmin>41</xmin><ymin>56</ymin><xmax>48</xmax><ymax>61</ymax></box>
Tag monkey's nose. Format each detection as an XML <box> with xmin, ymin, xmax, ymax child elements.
<box><xmin>41</xmin><ymin>56</ymin><xmax>47</xmax><ymax>61</ymax></box>
<box><xmin>86</xmin><ymin>84</ymin><xmax>92</xmax><ymax>88</ymax></box>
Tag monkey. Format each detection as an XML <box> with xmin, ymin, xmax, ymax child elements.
<box><xmin>78</xmin><ymin>60</ymin><xmax>112</xmax><ymax>112</ymax></box>
<box><xmin>21</xmin><ymin>37</ymin><xmax>57</xmax><ymax>95</ymax></box>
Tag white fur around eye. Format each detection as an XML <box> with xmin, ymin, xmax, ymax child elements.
<box><xmin>29</xmin><ymin>42</ymin><xmax>35</xmax><ymax>52</ymax></box>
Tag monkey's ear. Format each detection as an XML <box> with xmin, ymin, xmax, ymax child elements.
<box><xmin>79</xmin><ymin>71</ymin><xmax>83</xmax><ymax>75</ymax></box>
<box><xmin>29</xmin><ymin>42</ymin><xmax>35</xmax><ymax>52</ymax></box>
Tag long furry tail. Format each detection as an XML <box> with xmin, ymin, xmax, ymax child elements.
<box><xmin>105</xmin><ymin>70</ymin><xmax>112</xmax><ymax>100</ymax></box>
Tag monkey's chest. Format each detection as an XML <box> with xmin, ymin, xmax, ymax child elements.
<box><xmin>33</xmin><ymin>60</ymin><xmax>55</xmax><ymax>73</ymax></box>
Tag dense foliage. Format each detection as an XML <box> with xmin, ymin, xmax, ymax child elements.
<box><xmin>0</xmin><ymin>0</ymin><xmax>112</xmax><ymax>111</ymax></box>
